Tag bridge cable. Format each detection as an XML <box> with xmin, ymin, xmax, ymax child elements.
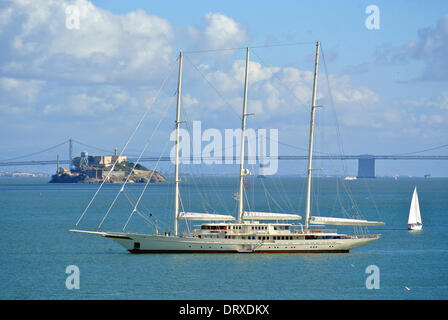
<box><xmin>0</xmin><ymin>140</ymin><xmax>69</xmax><ymax>162</ymax></box>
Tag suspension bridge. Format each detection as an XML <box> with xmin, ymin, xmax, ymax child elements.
<box><xmin>0</xmin><ymin>138</ymin><xmax>447</xmax><ymax>178</ymax></box>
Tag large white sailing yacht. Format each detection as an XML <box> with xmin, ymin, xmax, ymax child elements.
<box><xmin>71</xmin><ymin>41</ymin><xmax>384</xmax><ymax>253</ymax></box>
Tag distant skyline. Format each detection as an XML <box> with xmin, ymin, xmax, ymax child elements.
<box><xmin>0</xmin><ymin>0</ymin><xmax>447</xmax><ymax>176</ymax></box>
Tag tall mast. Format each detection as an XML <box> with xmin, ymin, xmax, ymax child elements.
<box><xmin>174</xmin><ymin>51</ymin><xmax>183</xmax><ymax>236</ymax></box>
<box><xmin>237</xmin><ymin>47</ymin><xmax>250</xmax><ymax>222</ymax></box>
<box><xmin>304</xmin><ymin>41</ymin><xmax>320</xmax><ymax>231</ymax></box>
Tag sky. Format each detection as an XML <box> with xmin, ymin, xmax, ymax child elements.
<box><xmin>0</xmin><ymin>0</ymin><xmax>447</xmax><ymax>177</ymax></box>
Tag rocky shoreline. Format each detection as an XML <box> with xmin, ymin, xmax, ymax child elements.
<box><xmin>49</xmin><ymin>169</ymin><xmax>166</xmax><ymax>184</ymax></box>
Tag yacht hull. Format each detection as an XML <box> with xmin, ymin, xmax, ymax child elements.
<box><xmin>104</xmin><ymin>232</ymin><xmax>380</xmax><ymax>254</ymax></box>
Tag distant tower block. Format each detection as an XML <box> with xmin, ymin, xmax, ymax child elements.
<box><xmin>80</xmin><ymin>151</ymin><xmax>89</xmax><ymax>169</ymax></box>
<box><xmin>357</xmin><ymin>154</ymin><xmax>375</xmax><ymax>178</ymax></box>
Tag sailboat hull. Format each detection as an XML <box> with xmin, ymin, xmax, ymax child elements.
<box><xmin>104</xmin><ymin>232</ymin><xmax>380</xmax><ymax>254</ymax></box>
<box><xmin>408</xmin><ymin>224</ymin><xmax>422</xmax><ymax>231</ymax></box>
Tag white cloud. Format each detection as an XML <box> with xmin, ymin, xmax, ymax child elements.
<box><xmin>4</xmin><ymin>1</ymin><xmax>430</xmax><ymax>163</ymax></box>
<box><xmin>67</xmin><ymin>93</ymin><xmax>115</xmax><ymax>116</ymax></box>
<box><xmin>376</xmin><ymin>14</ymin><xmax>448</xmax><ymax>81</ymax></box>
<box><xmin>182</xmin><ymin>93</ymin><xmax>199</xmax><ymax>108</ymax></box>
<box><xmin>403</xmin><ymin>91</ymin><xmax>448</xmax><ymax>130</ymax></box>
<box><xmin>203</xmin><ymin>12</ymin><xmax>249</xmax><ymax>50</ymax></box>
<box><xmin>1</xmin><ymin>0</ymin><xmax>174</xmax><ymax>84</ymax></box>
<box><xmin>201</xmin><ymin>58</ymin><xmax>380</xmax><ymax>124</ymax></box>
<box><xmin>407</xmin><ymin>91</ymin><xmax>448</xmax><ymax>110</ymax></box>
<box><xmin>0</xmin><ymin>77</ymin><xmax>43</xmax><ymax>101</ymax></box>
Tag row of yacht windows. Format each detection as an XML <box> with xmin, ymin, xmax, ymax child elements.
<box><xmin>201</xmin><ymin>225</ymin><xmax>290</xmax><ymax>231</ymax></box>
<box><xmin>223</xmin><ymin>235</ymin><xmax>296</xmax><ymax>240</ymax></box>
<box><xmin>230</xmin><ymin>226</ymin><xmax>268</xmax><ymax>230</ymax></box>
<box><xmin>197</xmin><ymin>235</ymin><xmax>344</xmax><ymax>240</ymax></box>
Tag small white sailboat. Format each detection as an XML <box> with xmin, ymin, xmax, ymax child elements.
<box><xmin>407</xmin><ymin>187</ymin><xmax>422</xmax><ymax>230</ymax></box>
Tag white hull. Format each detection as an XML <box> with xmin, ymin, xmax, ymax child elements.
<box><xmin>408</xmin><ymin>223</ymin><xmax>422</xmax><ymax>231</ymax></box>
<box><xmin>102</xmin><ymin>232</ymin><xmax>380</xmax><ymax>253</ymax></box>
<box><xmin>71</xmin><ymin>44</ymin><xmax>385</xmax><ymax>255</ymax></box>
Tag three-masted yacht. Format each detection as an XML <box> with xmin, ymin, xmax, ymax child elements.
<box><xmin>71</xmin><ymin>41</ymin><xmax>384</xmax><ymax>253</ymax></box>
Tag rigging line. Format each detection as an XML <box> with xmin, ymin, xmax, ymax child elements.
<box><xmin>179</xmin><ymin>192</ymin><xmax>186</xmax><ymax>213</ymax></box>
<box><xmin>257</xmin><ymin>131</ymin><xmax>296</xmax><ymax>212</ymax></box>
<box><xmin>321</xmin><ymin>47</ymin><xmax>361</xmax><ymax>215</ymax></box>
<box><xmin>184</xmin><ymin>47</ymin><xmax>245</xmax><ymax>54</ymax></box>
<box><xmin>272</xmin><ymin>176</ymin><xmax>296</xmax><ymax>213</ymax></box>
<box><xmin>0</xmin><ymin>139</ymin><xmax>69</xmax><ymax>162</ymax></box>
<box><xmin>121</xmin><ymin>209</ymin><xmax>135</xmax><ymax>232</ymax></box>
<box><xmin>191</xmin><ymin>165</ymin><xmax>231</xmax><ymax>214</ymax></box>
<box><xmin>179</xmin><ymin>193</ymin><xmax>191</xmax><ymax>236</ymax></box>
<box><xmin>320</xmin><ymin>45</ymin><xmax>347</xmax><ymax>167</ymax></box>
<box><xmin>98</xmin><ymin>95</ymin><xmax>175</xmax><ymax>231</ymax></box>
<box><xmin>250</xmin><ymin>164</ymin><xmax>255</xmax><ymax>210</ymax></box>
<box><xmin>252</xmin><ymin>124</ymin><xmax>346</xmax><ymax>156</ymax></box>
<box><xmin>183</xmin><ymin>54</ymin><xmax>242</xmax><ymax>122</ymax></box>
<box><xmin>180</xmin><ymin>194</ymin><xmax>191</xmax><ymax>234</ymax></box>
<box><xmin>259</xmin><ymin>176</ymin><xmax>287</xmax><ymax>213</ymax></box>
<box><xmin>183</xmin><ymin>41</ymin><xmax>314</xmax><ymax>54</ymax></box>
<box><xmin>122</xmin><ymin>188</ymin><xmax>170</xmax><ymax>231</ymax></box>
<box><xmin>256</xmin><ymin>155</ymin><xmax>285</xmax><ymax>212</ymax></box>
<box><xmin>121</xmin><ymin>136</ymin><xmax>172</xmax><ymax>232</ymax></box>
<box><xmin>243</xmin><ymin>182</ymin><xmax>251</xmax><ymax>213</ymax></box>
<box><xmin>122</xmin><ymin>188</ymin><xmax>162</xmax><ymax>228</ymax></box>
<box><xmin>321</xmin><ymin>45</ymin><xmax>367</xmax><ymax>221</ymax></box>
<box><xmin>75</xmin><ymin>60</ymin><xmax>178</xmax><ymax>228</ymax></box>
<box><xmin>297</xmin><ymin>169</ymin><xmax>308</xmax><ymax>213</ymax></box>
<box><xmin>71</xmin><ymin>139</ymin><xmax>114</xmax><ymax>155</ymax></box>
<box><xmin>121</xmin><ymin>198</ymin><xmax>157</xmax><ymax>231</ymax></box>
<box><xmin>179</xmin><ymin>107</ymin><xmax>219</xmax><ymax>213</ymax></box>
<box><xmin>251</xmin><ymin>41</ymin><xmax>316</xmax><ymax>49</ymax></box>
<box><xmin>259</xmin><ymin>175</ymin><xmax>273</xmax><ymax>213</ymax></box>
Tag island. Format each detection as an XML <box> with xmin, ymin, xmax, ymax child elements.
<box><xmin>49</xmin><ymin>152</ymin><xmax>166</xmax><ymax>184</ymax></box>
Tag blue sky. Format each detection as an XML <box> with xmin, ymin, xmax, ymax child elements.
<box><xmin>1</xmin><ymin>0</ymin><xmax>447</xmax><ymax>176</ymax></box>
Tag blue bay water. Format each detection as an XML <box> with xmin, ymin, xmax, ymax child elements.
<box><xmin>0</xmin><ymin>176</ymin><xmax>447</xmax><ymax>300</ymax></box>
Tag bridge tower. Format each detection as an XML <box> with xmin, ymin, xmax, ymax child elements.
<box><xmin>357</xmin><ymin>154</ymin><xmax>375</xmax><ymax>178</ymax></box>
<box><xmin>69</xmin><ymin>138</ymin><xmax>73</xmax><ymax>171</ymax></box>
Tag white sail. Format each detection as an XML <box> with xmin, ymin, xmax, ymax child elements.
<box><xmin>178</xmin><ymin>212</ymin><xmax>235</xmax><ymax>221</ymax></box>
<box><xmin>408</xmin><ymin>187</ymin><xmax>422</xmax><ymax>225</ymax></box>
<box><xmin>243</xmin><ymin>211</ymin><xmax>302</xmax><ymax>220</ymax></box>
<box><xmin>310</xmin><ymin>216</ymin><xmax>385</xmax><ymax>226</ymax></box>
